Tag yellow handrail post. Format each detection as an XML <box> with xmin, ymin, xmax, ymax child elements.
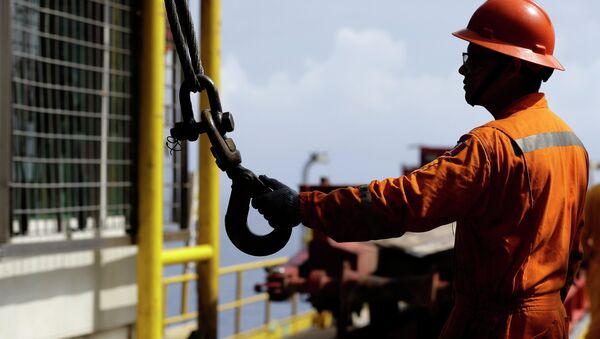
<box><xmin>235</xmin><ymin>271</ymin><xmax>243</xmax><ymax>334</ymax></box>
<box><xmin>265</xmin><ymin>297</ymin><xmax>271</xmax><ymax>325</ymax></box>
<box><xmin>181</xmin><ymin>265</ymin><xmax>190</xmax><ymax>318</ymax></box>
<box><xmin>136</xmin><ymin>0</ymin><xmax>165</xmax><ymax>338</ymax></box>
<box><xmin>197</xmin><ymin>0</ymin><xmax>221</xmax><ymax>337</ymax></box>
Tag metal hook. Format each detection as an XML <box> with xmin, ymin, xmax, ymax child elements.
<box><xmin>225</xmin><ymin>166</ymin><xmax>292</xmax><ymax>256</ymax></box>
<box><xmin>168</xmin><ymin>73</ymin><xmax>293</xmax><ymax>256</ymax></box>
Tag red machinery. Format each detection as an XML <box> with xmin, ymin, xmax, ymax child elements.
<box><xmin>254</xmin><ymin>147</ymin><xmax>455</xmax><ymax>337</ymax></box>
<box><xmin>255</xmin><ymin>180</ymin><xmax>455</xmax><ymax>337</ymax></box>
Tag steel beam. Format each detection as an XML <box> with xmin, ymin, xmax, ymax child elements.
<box><xmin>0</xmin><ymin>0</ymin><xmax>12</xmax><ymax>243</ymax></box>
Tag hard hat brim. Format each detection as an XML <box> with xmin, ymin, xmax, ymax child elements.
<box><xmin>453</xmin><ymin>29</ymin><xmax>565</xmax><ymax>71</ymax></box>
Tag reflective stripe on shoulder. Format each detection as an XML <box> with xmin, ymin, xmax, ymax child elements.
<box><xmin>514</xmin><ymin>131</ymin><xmax>584</xmax><ymax>154</ymax></box>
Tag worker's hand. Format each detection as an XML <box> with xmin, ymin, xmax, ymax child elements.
<box><xmin>252</xmin><ymin>175</ymin><xmax>301</xmax><ymax>229</ymax></box>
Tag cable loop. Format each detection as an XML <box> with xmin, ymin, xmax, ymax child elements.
<box><xmin>163</xmin><ymin>0</ymin><xmax>293</xmax><ymax>256</ymax></box>
<box><xmin>164</xmin><ymin>0</ymin><xmax>203</xmax><ymax>91</ymax></box>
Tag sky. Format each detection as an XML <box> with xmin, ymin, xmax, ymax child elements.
<box><xmin>187</xmin><ymin>0</ymin><xmax>600</xmax><ymax>260</ymax></box>
<box><xmin>218</xmin><ymin>0</ymin><xmax>600</xmax><ymax>184</ymax></box>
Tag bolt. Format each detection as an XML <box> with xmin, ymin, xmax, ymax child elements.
<box><xmin>221</xmin><ymin>112</ymin><xmax>235</xmax><ymax>133</ymax></box>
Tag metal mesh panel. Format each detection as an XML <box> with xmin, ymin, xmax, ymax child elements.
<box><xmin>164</xmin><ymin>22</ymin><xmax>190</xmax><ymax>231</ymax></box>
<box><xmin>9</xmin><ymin>0</ymin><xmax>134</xmax><ymax>240</ymax></box>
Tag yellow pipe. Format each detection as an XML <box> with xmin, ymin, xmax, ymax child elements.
<box><xmin>181</xmin><ymin>265</ymin><xmax>190</xmax><ymax>316</ymax></box>
<box><xmin>162</xmin><ymin>257</ymin><xmax>289</xmax><ymax>285</ymax></box>
<box><xmin>218</xmin><ymin>294</ymin><xmax>270</xmax><ymax>312</ymax></box>
<box><xmin>165</xmin><ymin>312</ymin><xmax>199</xmax><ymax>326</ymax></box>
<box><xmin>136</xmin><ymin>0</ymin><xmax>165</xmax><ymax>338</ymax></box>
<box><xmin>219</xmin><ymin>257</ymin><xmax>289</xmax><ymax>275</ymax></box>
<box><xmin>265</xmin><ymin>297</ymin><xmax>271</xmax><ymax>324</ymax></box>
<box><xmin>164</xmin><ymin>273</ymin><xmax>199</xmax><ymax>285</ymax></box>
<box><xmin>235</xmin><ymin>271</ymin><xmax>243</xmax><ymax>334</ymax></box>
<box><xmin>197</xmin><ymin>0</ymin><xmax>221</xmax><ymax>337</ymax></box>
<box><xmin>162</xmin><ymin>245</ymin><xmax>214</xmax><ymax>265</ymax></box>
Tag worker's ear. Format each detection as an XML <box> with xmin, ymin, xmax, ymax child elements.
<box><xmin>504</xmin><ymin>58</ymin><xmax>522</xmax><ymax>79</ymax></box>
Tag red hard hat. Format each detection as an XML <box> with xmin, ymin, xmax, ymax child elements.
<box><xmin>453</xmin><ymin>0</ymin><xmax>564</xmax><ymax>71</ymax></box>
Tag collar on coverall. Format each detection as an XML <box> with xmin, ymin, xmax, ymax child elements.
<box><xmin>495</xmin><ymin>92</ymin><xmax>547</xmax><ymax>120</ymax></box>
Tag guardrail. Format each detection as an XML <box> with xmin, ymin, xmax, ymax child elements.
<box><xmin>163</xmin><ymin>256</ymin><xmax>302</xmax><ymax>335</ymax></box>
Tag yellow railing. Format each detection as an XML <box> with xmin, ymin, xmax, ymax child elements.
<box><xmin>136</xmin><ymin>0</ymin><xmax>165</xmax><ymax>338</ymax></box>
<box><xmin>138</xmin><ymin>0</ymin><xmax>318</xmax><ymax>338</ymax></box>
<box><xmin>163</xmin><ymin>257</ymin><xmax>302</xmax><ymax>335</ymax></box>
<box><xmin>137</xmin><ymin>1</ymin><xmax>221</xmax><ymax>338</ymax></box>
<box><xmin>156</xmin><ymin>246</ymin><xmax>219</xmax><ymax>331</ymax></box>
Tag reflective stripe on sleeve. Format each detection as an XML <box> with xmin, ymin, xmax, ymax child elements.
<box><xmin>514</xmin><ymin>131</ymin><xmax>584</xmax><ymax>153</ymax></box>
<box><xmin>359</xmin><ymin>184</ymin><xmax>377</xmax><ymax>236</ymax></box>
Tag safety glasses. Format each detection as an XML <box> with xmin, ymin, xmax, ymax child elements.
<box><xmin>462</xmin><ymin>51</ymin><xmax>504</xmax><ymax>66</ymax></box>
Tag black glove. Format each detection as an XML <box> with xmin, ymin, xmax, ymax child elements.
<box><xmin>251</xmin><ymin>175</ymin><xmax>301</xmax><ymax>229</ymax></box>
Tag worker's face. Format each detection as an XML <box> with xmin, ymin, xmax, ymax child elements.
<box><xmin>458</xmin><ymin>44</ymin><xmax>503</xmax><ymax>106</ymax></box>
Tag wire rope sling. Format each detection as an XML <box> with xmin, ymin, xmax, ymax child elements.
<box><xmin>163</xmin><ymin>0</ymin><xmax>291</xmax><ymax>256</ymax></box>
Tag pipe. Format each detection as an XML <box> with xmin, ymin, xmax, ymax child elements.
<box><xmin>196</xmin><ymin>0</ymin><xmax>221</xmax><ymax>337</ymax></box>
<box><xmin>136</xmin><ymin>0</ymin><xmax>165</xmax><ymax>337</ymax></box>
<box><xmin>162</xmin><ymin>245</ymin><xmax>214</xmax><ymax>265</ymax></box>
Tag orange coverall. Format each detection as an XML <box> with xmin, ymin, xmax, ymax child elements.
<box><xmin>299</xmin><ymin>93</ymin><xmax>589</xmax><ymax>338</ymax></box>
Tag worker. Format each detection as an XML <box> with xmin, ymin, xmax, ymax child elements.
<box><xmin>252</xmin><ymin>0</ymin><xmax>589</xmax><ymax>338</ymax></box>
<box><xmin>583</xmin><ymin>184</ymin><xmax>600</xmax><ymax>339</ymax></box>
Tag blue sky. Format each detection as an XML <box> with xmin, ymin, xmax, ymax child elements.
<box><xmin>218</xmin><ymin>0</ymin><xmax>600</xmax><ymax>185</ymax></box>
<box><xmin>187</xmin><ymin>0</ymin><xmax>600</xmax><ymax>259</ymax></box>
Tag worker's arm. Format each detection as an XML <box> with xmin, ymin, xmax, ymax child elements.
<box><xmin>561</xmin><ymin>165</ymin><xmax>594</xmax><ymax>301</ymax></box>
<box><xmin>299</xmin><ymin>133</ymin><xmax>492</xmax><ymax>242</ymax></box>
<box><xmin>561</xmin><ymin>215</ymin><xmax>585</xmax><ymax>301</ymax></box>
<box><xmin>582</xmin><ymin>185</ymin><xmax>600</xmax><ymax>263</ymax></box>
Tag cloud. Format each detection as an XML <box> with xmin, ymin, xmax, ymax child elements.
<box><xmin>220</xmin><ymin>26</ymin><xmax>600</xmax><ymax>189</ymax></box>
<box><xmin>217</xmin><ymin>28</ymin><xmax>476</xmax><ymax>252</ymax></box>
<box><xmin>299</xmin><ymin>28</ymin><xmax>407</xmax><ymax>110</ymax></box>
<box><xmin>213</xmin><ymin>2</ymin><xmax>600</xmax><ymax>259</ymax></box>
<box><xmin>221</xmin><ymin>28</ymin><xmax>485</xmax><ymax>185</ymax></box>
<box><xmin>224</xmin><ymin>28</ymin><xmax>407</xmax><ymax>115</ymax></box>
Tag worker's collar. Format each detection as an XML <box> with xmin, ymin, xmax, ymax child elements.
<box><xmin>495</xmin><ymin>92</ymin><xmax>547</xmax><ymax>120</ymax></box>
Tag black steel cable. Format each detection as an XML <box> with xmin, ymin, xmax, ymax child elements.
<box><xmin>163</xmin><ymin>0</ymin><xmax>293</xmax><ymax>256</ymax></box>
<box><xmin>174</xmin><ymin>0</ymin><xmax>203</xmax><ymax>77</ymax></box>
<box><xmin>164</xmin><ymin>0</ymin><xmax>203</xmax><ymax>92</ymax></box>
<box><xmin>164</xmin><ymin>0</ymin><xmax>204</xmax><ymax>153</ymax></box>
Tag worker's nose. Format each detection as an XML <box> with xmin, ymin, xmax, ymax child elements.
<box><xmin>459</xmin><ymin>64</ymin><xmax>467</xmax><ymax>76</ymax></box>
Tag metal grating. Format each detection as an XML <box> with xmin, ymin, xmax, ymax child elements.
<box><xmin>9</xmin><ymin>0</ymin><xmax>135</xmax><ymax>240</ymax></box>
<box><xmin>164</xmin><ymin>21</ymin><xmax>190</xmax><ymax>232</ymax></box>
